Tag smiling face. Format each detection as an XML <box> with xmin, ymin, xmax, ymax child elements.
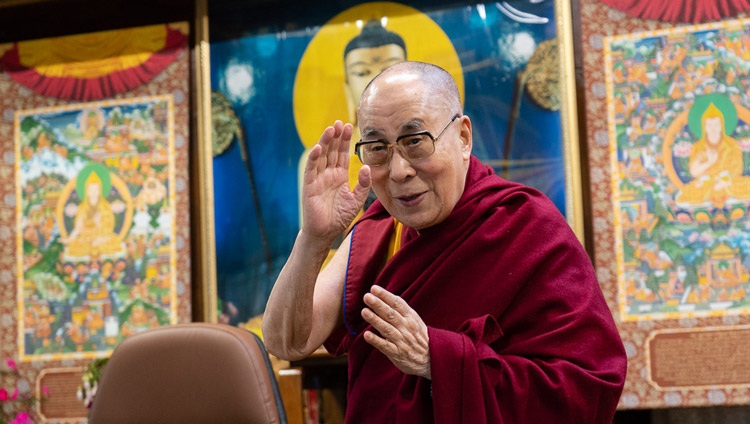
<box><xmin>358</xmin><ymin>65</ymin><xmax>472</xmax><ymax>230</ymax></box>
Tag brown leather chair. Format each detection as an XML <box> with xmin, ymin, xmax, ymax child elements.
<box><xmin>89</xmin><ymin>323</ymin><xmax>287</xmax><ymax>424</ymax></box>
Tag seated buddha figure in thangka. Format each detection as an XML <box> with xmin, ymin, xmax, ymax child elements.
<box><xmin>56</xmin><ymin>163</ymin><xmax>133</xmax><ymax>262</ymax></box>
<box><xmin>671</xmin><ymin>94</ymin><xmax>750</xmax><ymax>211</ymax></box>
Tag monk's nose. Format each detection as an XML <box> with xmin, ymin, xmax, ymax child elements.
<box><xmin>388</xmin><ymin>149</ymin><xmax>416</xmax><ymax>181</ymax></box>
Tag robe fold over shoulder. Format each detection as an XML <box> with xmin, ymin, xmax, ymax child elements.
<box><xmin>324</xmin><ymin>155</ymin><xmax>627</xmax><ymax>423</ymax></box>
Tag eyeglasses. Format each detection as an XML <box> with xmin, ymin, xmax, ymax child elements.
<box><xmin>355</xmin><ymin>114</ymin><xmax>461</xmax><ymax>167</ymax></box>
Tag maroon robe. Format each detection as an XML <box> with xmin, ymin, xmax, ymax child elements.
<box><xmin>325</xmin><ymin>156</ymin><xmax>626</xmax><ymax>423</ymax></box>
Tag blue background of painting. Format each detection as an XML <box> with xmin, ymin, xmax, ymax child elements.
<box><xmin>209</xmin><ymin>1</ymin><xmax>563</xmax><ymax>322</ymax></box>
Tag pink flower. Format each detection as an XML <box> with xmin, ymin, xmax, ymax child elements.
<box><xmin>0</xmin><ymin>387</ymin><xmax>7</xmax><ymax>401</ymax></box>
<box><xmin>11</xmin><ymin>388</ymin><xmax>19</xmax><ymax>400</ymax></box>
<box><xmin>5</xmin><ymin>358</ymin><xmax>17</xmax><ymax>371</ymax></box>
<box><xmin>10</xmin><ymin>412</ymin><xmax>33</xmax><ymax>424</ymax></box>
<box><xmin>42</xmin><ymin>386</ymin><xmax>50</xmax><ymax>397</ymax></box>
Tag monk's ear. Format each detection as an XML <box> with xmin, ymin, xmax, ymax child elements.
<box><xmin>458</xmin><ymin>115</ymin><xmax>472</xmax><ymax>160</ymax></box>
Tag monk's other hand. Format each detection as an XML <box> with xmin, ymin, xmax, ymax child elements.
<box><xmin>361</xmin><ymin>285</ymin><xmax>431</xmax><ymax>379</ymax></box>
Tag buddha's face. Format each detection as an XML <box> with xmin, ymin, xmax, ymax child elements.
<box><xmin>705</xmin><ymin>116</ymin><xmax>723</xmax><ymax>146</ymax></box>
<box><xmin>87</xmin><ymin>181</ymin><xmax>101</xmax><ymax>205</ymax></box>
<box><xmin>345</xmin><ymin>44</ymin><xmax>406</xmax><ymax>122</ymax></box>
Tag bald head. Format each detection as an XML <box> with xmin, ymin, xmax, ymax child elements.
<box><xmin>358</xmin><ymin>61</ymin><xmax>462</xmax><ymax>118</ymax></box>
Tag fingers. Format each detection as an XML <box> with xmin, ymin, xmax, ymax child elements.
<box><xmin>312</xmin><ymin>123</ymin><xmax>335</xmax><ymax>175</ymax></box>
<box><xmin>321</xmin><ymin>121</ymin><xmax>350</xmax><ymax>167</ymax></box>
<box><xmin>368</xmin><ymin>285</ymin><xmax>408</xmax><ymax>315</ymax></box>
<box><xmin>307</xmin><ymin>121</ymin><xmax>353</xmax><ymax>174</ymax></box>
<box><xmin>325</xmin><ymin>123</ymin><xmax>341</xmax><ymax>169</ymax></box>
<box><xmin>361</xmin><ymin>310</ymin><xmax>403</xmax><ymax>370</ymax></box>
<box><xmin>353</xmin><ymin>165</ymin><xmax>372</xmax><ymax>203</ymax></box>
<box><xmin>362</xmin><ymin>301</ymin><xmax>400</xmax><ymax>339</ymax></box>
<box><xmin>360</xmin><ymin>286</ymin><xmax>431</xmax><ymax>379</ymax></box>
<box><xmin>338</xmin><ymin>123</ymin><xmax>353</xmax><ymax>167</ymax></box>
<box><xmin>304</xmin><ymin>144</ymin><xmax>322</xmax><ymax>182</ymax></box>
<box><xmin>360</xmin><ymin>286</ymin><xmax>413</xmax><ymax>340</ymax></box>
<box><xmin>363</xmin><ymin>328</ymin><xmax>394</xmax><ymax>355</ymax></box>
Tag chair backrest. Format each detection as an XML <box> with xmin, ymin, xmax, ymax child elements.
<box><xmin>89</xmin><ymin>323</ymin><xmax>287</xmax><ymax>424</ymax></box>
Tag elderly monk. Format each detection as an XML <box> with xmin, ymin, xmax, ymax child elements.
<box><xmin>263</xmin><ymin>61</ymin><xmax>626</xmax><ymax>423</ymax></box>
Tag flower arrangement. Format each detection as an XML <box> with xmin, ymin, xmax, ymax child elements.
<box><xmin>0</xmin><ymin>358</ymin><xmax>48</xmax><ymax>424</ymax></box>
<box><xmin>76</xmin><ymin>358</ymin><xmax>108</xmax><ymax>409</ymax></box>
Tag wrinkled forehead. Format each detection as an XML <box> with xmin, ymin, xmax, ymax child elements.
<box><xmin>359</xmin><ymin>77</ymin><xmax>433</xmax><ymax>134</ymax></box>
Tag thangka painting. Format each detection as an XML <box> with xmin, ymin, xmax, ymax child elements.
<box><xmin>16</xmin><ymin>96</ymin><xmax>178</xmax><ymax>360</ymax></box>
<box><xmin>209</xmin><ymin>0</ymin><xmax>575</xmax><ymax>332</ymax></box>
<box><xmin>0</xmin><ymin>21</ymin><xmax>190</xmax><ymax>421</ymax></box>
<box><xmin>605</xmin><ymin>18</ymin><xmax>750</xmax><ymax>321</ymax></box>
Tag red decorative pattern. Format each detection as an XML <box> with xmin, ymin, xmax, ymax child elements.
<box><xmin>0</xmin><ymin>27</ymin><xmax>186</xmax><ymax>101</ymax></box>
<box><xmin>600</xmin><ymin>0</ymin><xmax>750</xmax><ymax>23</ymax></box>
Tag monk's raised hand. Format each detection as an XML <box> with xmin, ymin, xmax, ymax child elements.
<box><xmin>302</xmin><ymin>120</ymin><xmax>371</xmax><ymax>242</ymax></box>
<box><xmin>361</xmin><ymin>285</ymin><xmax>431</xmax><ymax>379</ymax></box>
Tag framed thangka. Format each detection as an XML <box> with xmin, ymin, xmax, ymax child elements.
<box><xmin>16</xmin><ymin>96</ymin><xmax>179</xmax><ymax>360</ymax></box>
<box><xmin>605</xmin><ymin>17</ymin><xmax>750</xmax><ymax>396</ymax></box>
<box><xmin>606</xmin><ymin>20</ymin><xmax>750</xmax><ymax>321</ymax></box>
<box><xmin>0</xmin><ymin>22</ymin><xmax>191</xmax><ymax>421</ymax></box>
<box><xmin>208</xmin><ymin>0</ymin><xmax>582</xmax><ymax>329</ymax></box>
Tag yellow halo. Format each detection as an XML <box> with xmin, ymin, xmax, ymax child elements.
<box><xmin>293</xmin><ymin>2</ymin><xmax>464</xmax><ymax>149</ymax></box>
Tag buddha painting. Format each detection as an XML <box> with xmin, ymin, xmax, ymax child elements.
<box><xmin>675</xmin><ymin>97</ymin><xmax>750</xmax><ymax>209</ymax></box>
<box><xmin>57</xmin><ymin>163</ymin><xmax>133</xmax><ymax>261</ymax></box>
<box><xmin>80</xmin><ymin>108</ymin><xmax>105</xmax><ymax>143</ymax></box>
